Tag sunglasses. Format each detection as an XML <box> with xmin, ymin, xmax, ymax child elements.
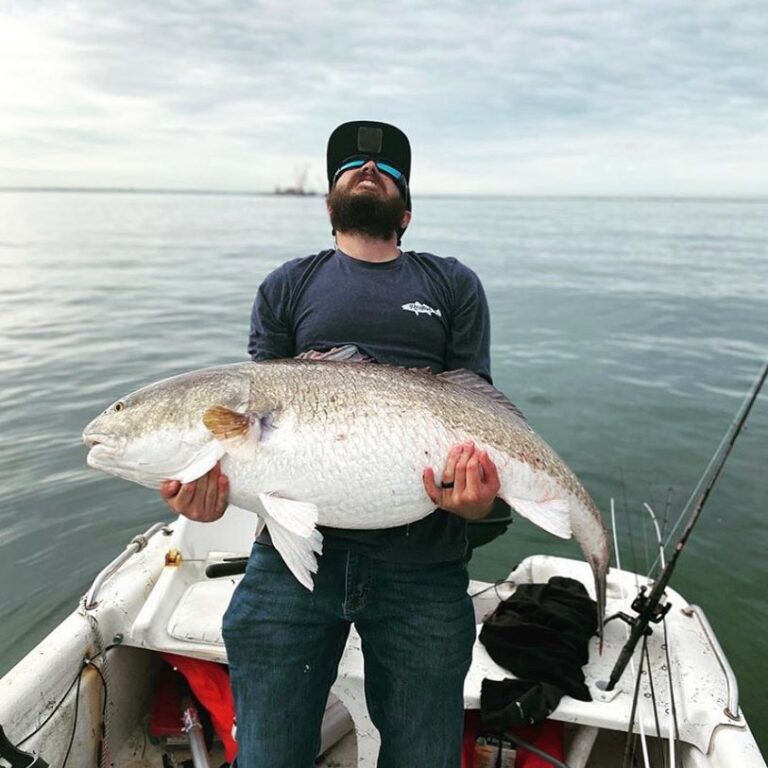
<box><xmin>333</xmin><ymin>157</ymin><xmax>406</xmax><ymax>186</ymax></box>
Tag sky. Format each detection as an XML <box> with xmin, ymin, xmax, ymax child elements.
<box><xmin>1</xmin><ymin>0</ymin><xmax>766</xmax><ymax>196</ymax></box>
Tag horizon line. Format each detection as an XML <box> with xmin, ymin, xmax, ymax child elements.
<box><xmin>1</xmin><ymin>185</ymin><xmax>767</xmax><ymax>203</ymax></box>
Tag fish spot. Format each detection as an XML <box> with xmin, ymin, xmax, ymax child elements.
<box><xmin>335</xmin><ymin>434</ymin><xmax>347</xmax><ymax>441</ymax></box>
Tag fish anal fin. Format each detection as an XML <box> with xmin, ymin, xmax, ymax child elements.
<box><xmin>257</xmin><ymin>492</ymin><xmax>323</xmax><ymax>590</ymax></box>
<box><xmin>505</xmin><ymin>495</ymin><xmax>572</xmax><ymax>539</ymax></box>
<box><xmin>203</xmin><ymin>405</ymin><xmax>260</xmax><ymax>443</ymax></box>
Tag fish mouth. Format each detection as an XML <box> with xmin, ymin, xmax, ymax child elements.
<box><xmin>83</xmin><ymin>432</ymin><xmax>119</xmax><ymax>450</ymax></box>
<box><xmin>83</xmin><ymin>434</ymin><xmax>125</xmax><ymax>469</ymax></box>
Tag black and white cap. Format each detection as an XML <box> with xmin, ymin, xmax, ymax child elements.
<box><xmin>326</xmin><ymin>120</ymin><xmax>412</xmax><ymax>209</ymax></box>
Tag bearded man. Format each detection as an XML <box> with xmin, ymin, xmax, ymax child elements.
<box><xmin>161</xmin><ymin>121</ymin><xmax>502</xmax><ymax>768</ymax></box>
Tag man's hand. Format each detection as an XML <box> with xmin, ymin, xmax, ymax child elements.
<box><xmin>159</xmin><ymin>462</ymin><xmax>229</xmax><ymax>522</ymax></box>
<box><xmin>422</xmin><ymin>440</ymin><xmax>501</xmax><ymax>520</ymax></box>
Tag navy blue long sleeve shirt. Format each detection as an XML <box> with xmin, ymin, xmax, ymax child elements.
<box><xmin>248</xmin><ymin>248</ymin><xmax>493</xmax><ymax>562</ymax></box>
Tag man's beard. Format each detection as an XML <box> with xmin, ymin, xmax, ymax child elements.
<box><xmin>327</xmin><ymin>185</ymin><xmax>407</xmax><ymax>241</ymax></box>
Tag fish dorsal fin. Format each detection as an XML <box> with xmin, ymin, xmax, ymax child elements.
<box><xmin>437</xmin><ymin>369</ymin><xmax>528</xmax><ymax>421</ymax></box>
<box><xmin>203</xmin><ymin>405</ymin><xmax>260</xmax><ymax>443</ymax></box>
<box><xmin>294</xmin><ymin>344</ymin><xmax>374</xmax><ymax>363</ymax></box>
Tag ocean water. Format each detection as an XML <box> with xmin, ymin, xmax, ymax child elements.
<box><xmin>1</xmin><ymin>191</ymin><xmax>766</xmax><ymax>752</ymax></box>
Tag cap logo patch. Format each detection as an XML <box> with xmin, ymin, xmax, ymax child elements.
<box><xmin>357</xmin><ymin>126</ymin><xmax>383</xmax><ymax>153</ymax></box>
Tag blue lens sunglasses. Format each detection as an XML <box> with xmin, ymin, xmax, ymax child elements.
<box><xmin>333</xmin><ymin>157</ymin><xmax>407</xmax><ymax>187</ymax></box>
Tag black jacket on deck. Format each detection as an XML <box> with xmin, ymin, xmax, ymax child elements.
<box><xmin>479</xmin><ymin>577</ymin><xmax>598</xmax><ymax>730</ymax></box>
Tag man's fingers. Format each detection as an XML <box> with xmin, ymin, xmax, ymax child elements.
<box><xmin>479</xmin><ymin>451</ymin><xmax>501</xmax><ymax>493</ymax></box>
<box><xmin>425</xmin><ymin>444</ymin><xmax>501</xmax><ymax>520</ymax></box>
<box><xmin>453</xmin><ymin>442</ymin><xmax>474</xmax><ymax>492</ymax></box>
<box><xmin>422</xmin><ymin>468</ymin><xmax>442</xmax><ymax>505</ymax></box>
<box><xmin>203</xmin><ymin>467</ymin><xmax>220</xmax><ymax>517</ymax></box>
<box><xmin>464</xmin><ymin>452</ymin><xmax>482</xmax><ymax>498</ymax></box>
<box><xmin>174</xmin><ymin>479</ymin><xmax>199</xmax><ymax>512</ymax></box>
<box><xmin>159</xmin><ymin>465</ymin><xmax>232</xmax><ymax>522</ymax></box>
<box><xmin>159</xmin><ymin>480</ymin><xmax>180</xmax><ymax>500</ymax></box>
<box><xmin>214</xmin><ymin>473</ymin><xmax>230</xmax><ymax>518</ymax></box>
<box><xmin>441</xmin><ymin>445</ymin><xmax>461</xmax><ymax>486</ymax></box>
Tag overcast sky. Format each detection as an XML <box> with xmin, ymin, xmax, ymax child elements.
<box><xmin>1</xmin><ymin>0</ymin><xmax>766</xmax><ymax>196</ymax></box>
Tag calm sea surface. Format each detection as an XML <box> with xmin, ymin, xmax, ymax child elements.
<box><xmin>1</xmin><ymin>191</ymin><xmax>766</xmax><ymax>752</ymax></box>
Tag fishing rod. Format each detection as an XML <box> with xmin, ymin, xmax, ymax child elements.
<box><xmin>602</xmin><ymin>359</ymin><xmax>768</xmax><ymax>693</ymax></box>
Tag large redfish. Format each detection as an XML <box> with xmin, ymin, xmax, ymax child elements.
<box><xmin>83</xmin><ymin>358</ymin><xmax>610</xmax><ymax>636</ymax></box>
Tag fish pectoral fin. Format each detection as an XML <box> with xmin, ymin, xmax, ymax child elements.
<box><xmin>173</xmin><ymin>441</ymin><xmax>225</xmax><ymax>484</ymax></box>
<box><xmin>507</xmin><ymin>496</ymin><xmax>572</xmax><ymax>539</ymax></box>
<box><xmin>203</xmin><ymin>405</ymin><xmax>261</xmax><ymax>444</ymax></box>
<box><xmin>254</xmin><ymin>515</ymin><xmax>266</xmax><ymax>538</ymax></box>
<box><xmin>257</xmin><ymin>493</ymin><xmax>323</xmax><ymax>591</ymax></box>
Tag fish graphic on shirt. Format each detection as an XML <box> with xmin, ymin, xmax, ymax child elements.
<box><xmin>402</xmin><ymin>301</ymin><xmax>442</xmax><ymax>318</ymax></box>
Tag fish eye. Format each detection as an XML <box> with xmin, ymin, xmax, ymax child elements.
<box><xmin>114</xmin><ymin>400</ymin><xmax>126</xmax><ymax>412</ymax></box>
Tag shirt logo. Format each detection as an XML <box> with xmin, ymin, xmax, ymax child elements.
<box><xmin>402</xmin><ymin>301</ymin><xmax>442</xmax><ymax>318</ymax></box>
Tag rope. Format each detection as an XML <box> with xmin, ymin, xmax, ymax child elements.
<box><xmin>81</xmin><ymin>599</ymin><xmax>111</xmax><ymax>768</ymax></box>
<box><xmin>60</xmin><ymin>669</ymin><xmax>83</xmax><ymax>768</ymax></box>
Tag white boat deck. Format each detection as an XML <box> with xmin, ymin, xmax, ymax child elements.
<box><xmin>1</xmin><ymin>508</ymin><xmax>764</xmax><ymax>767</ymax></box>
<box><xmin>120</xmin><ymin>511</ymin><xmax>760</xmax><ymax>765</ymax></box>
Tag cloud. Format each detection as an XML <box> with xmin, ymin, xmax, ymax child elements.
<box><xmin>1</xmin><ymin>0</ymin><xmax>766</xmax><ymax>194</ymax></box>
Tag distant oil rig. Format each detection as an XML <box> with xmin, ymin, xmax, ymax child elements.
<box><xmin>273</xmin><ymin>164</ymin><xmax>320</xmax><ymax>196</ymax></box>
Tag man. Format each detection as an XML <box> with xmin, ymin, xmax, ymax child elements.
<box><xmin>161</xmin><ymin>121</ymin><xmax>501</xmax><ymax>767</ymax></box>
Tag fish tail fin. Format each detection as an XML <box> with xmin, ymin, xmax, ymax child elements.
<box><xmin>589</xmin><ymin>554</ymin><xmax>608</xmax><ymax>653</ymax></box>
<box><xmin>257</xmin><ymin>493</ymin><xmax>323</xmax><ymax>590</ymax></box>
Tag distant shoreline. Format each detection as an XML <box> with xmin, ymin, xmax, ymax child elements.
<box><xmin>0</xmin><ymin>186</ymin><xmax>277</xmax><ymax>197</ymax></box>
<box><xmin>0</xmin><ymin>186</ymin><xmax>766</xmax><ymax>203</ymax></box>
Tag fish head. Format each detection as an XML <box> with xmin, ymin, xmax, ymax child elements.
<box><xmin>83</xmin><ymin>366</ymin><xmax>252</xmax><ymax>488</ymax></box>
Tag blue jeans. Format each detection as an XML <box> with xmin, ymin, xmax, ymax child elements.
<box><xmin>222</xmin><ymin>543</ymin><xmax>476</xmax><ymax>768</ymax></box>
